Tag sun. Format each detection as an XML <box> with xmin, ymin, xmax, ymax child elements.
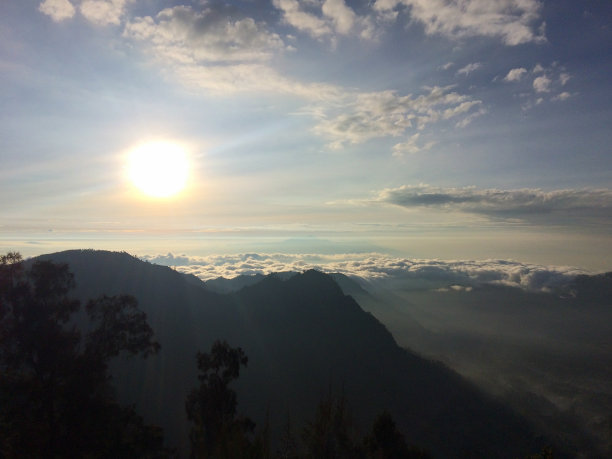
<box><xmin>127</xmin><ymin>142</ymin><xmax>190</xmax><ymax>198</ymax></box>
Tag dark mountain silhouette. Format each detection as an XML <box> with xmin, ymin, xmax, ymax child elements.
<box><xmin>33</xmin><ymin>250</ymin><xmax>552</xmax><ymax>457</ymax></box>
<box><xmin>345</xmin><ymin>279</ymin><xmax>612</xmax><ymax>458</ymax></box>
<box><xmin>203</xmin><ymin>271</ymin><xmax>298</xmax><ymax>294</ymax></box>
<box><xmin>203</xmin><ymin>273</ymin><xmax>267</xmax><ymax>293</ymax></box>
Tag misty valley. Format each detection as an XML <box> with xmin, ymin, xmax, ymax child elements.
<box><xmin>2</xmin><ymin>250</ymin><xmax>611</xmax><ymax>458</ymax></box>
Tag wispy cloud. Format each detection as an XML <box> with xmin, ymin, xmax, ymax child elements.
<box><xmin>392</xmin><ymin>132</ymin><xmax>435</xmax><ymax>157</ymax></box>
<box><xmin>559</xmin><ymin>72</ymin><xmax>571</xmax><ymax>86</ymax></box>
<box><xmin>273</xmin><ymin>0</ymin><xmax>377</xmax><ymax>43</ymax></box>
<box><xmin>456</xmin><ymin>62</ymin><xmax>481</xmax><ymax>76</ymax></box>
<box><xmin>80</xmin><ymin>0</ymin><xmax>127</xmax><ymax>26</ymax></box>
<box><xmin>552</xmin><ymin>91</ymin><xmax>572</xmax><ymax>102</ymax></box>
<box><xmin>142</xmin><ymin>252</ymin><xmax>588</xmax><ymax>292</ymax></box>
<box><xmin>34</xmin><ymin>0</ymin><xmax>570</xmax><ymax>156</ymax></box>
<box><xmin>122</xmin><ymin>4</ymin><xmax>336</xmax><ymax>98</ymax></box>
<box><xmin>124</xmin><ymin>5</ymin><xmax>285</xmax><ymax>64</ymax></box>
<box><xmin>122</xmin><ymin>7</ymin><xmax>483</xmax><ymax>150</ymax></box>
<box><xmin>313</xmin><ymin>86</ymin><xmax>482</xmax><ymax>149</ymax></box>
<box><xmin>373</xmin><ymin>0</ymin><xmax>546</xmax><ymax>45</ymax></box>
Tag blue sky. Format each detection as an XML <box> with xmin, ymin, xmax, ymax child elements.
<box><xmin>1</xmin><ymin>0</ymin><xmax>611</xmax><ymax>271</ymax></box>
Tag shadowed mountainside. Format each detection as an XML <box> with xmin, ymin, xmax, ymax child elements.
<box><xmin>34</xmin><ymin>250</ymin><xmax>552</xmax><ymax>457</ymax></box>
<box><xmin>348</xmin><ymin>276</ymin><xmax>612</xmax><ymax>458</ymax></box>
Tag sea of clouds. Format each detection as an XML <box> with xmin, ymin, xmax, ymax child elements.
<box><xmin>141</xmin><ymin>252</ymin><xmax>588</xmax><ymax>293</ymax></box>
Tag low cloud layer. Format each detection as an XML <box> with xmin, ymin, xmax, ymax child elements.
<box><xmin>375</xmin><ymin>185</ymin><xmax>612</xmax><ymax>224</ymax></box>
<box><xmin>142</xmin><ymin>252</ymin><xmax>588</xmax><ymax>293</ymax></box>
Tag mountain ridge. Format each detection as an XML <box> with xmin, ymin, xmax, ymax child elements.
<box><xmin>31</xmin><ymin>249</ymin><xmax>553</xmax><ymax>457</ymax></box>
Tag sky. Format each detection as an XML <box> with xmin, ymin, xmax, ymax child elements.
<box><xmin>1</xmin><ymin>0</ymin><xmax>611</xmax><ymax>274</ymax></box>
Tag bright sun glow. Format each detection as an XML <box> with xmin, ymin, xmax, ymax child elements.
<box><xmin>128</xmin><ymin>142</ymin><xmax>189</xmax><ymax>198</ymax></box>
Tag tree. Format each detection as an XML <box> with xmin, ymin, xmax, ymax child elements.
<box><xmin>0</xmin><ymin>253</ymin><xmax>168</xmax><ymax>457</ymax></box>
<box><xmin>302</xmin><ymin>392</ymin><xmax>360</xmax><ymax>459</ymax></box>
<box><xmin>524</xmin><ymin>446</ymin><xmax>554</xmax><ymax>459</ymax></box>
<box><xmin>363</xmin><ymin>411</ymin><xmax>431</xmax><ymax>459</ymax></box>
<box><xmin>277</xmin><ymin>414</ymin><xmax>299</xmax><ymax>459</ymax></box>
<box><xmin>185</xmin><ymin>340</ymin><xmax>255</xmax><ymax>458</ymax></box>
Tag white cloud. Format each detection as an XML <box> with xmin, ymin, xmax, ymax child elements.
<box><xmin>322</xmin><ymin>0</ymin><xmax>357</xmax><ymax>35</ymax></box>
<box><xmin>142</xmin><ymin>252</ymin><xmax>588</xmax><ymax>293</ymax></box>
<box><xmin>504</xmin><ymin>67</ymin><xmax>527</xmax><ymax>82</ymax></box>
<box><xmin>171</xmin><ymin>61</ymin><xmax>333</xmax><ymax>97</ymax></box>
<box><xmin>373</xmin><ymin>0</ymin><xmax>545</xmax><ymax>45</ymax></box>
<box><xmin>80</xmin><ymin>0</ymin><xmax>127</xmax><ymax>26</ymax></box>
<box><xmin>121</xmin><ymin>4</ymin><xmax>341</xmax><ymax>98</ymax></box>
<box><xmin>440</xmin><ymin>62</ymin><xmax>454</xmax><ymax>70</ymax></box>
<box><xmin>273</xmin><ymin>0</ymin><xmax>332</xmax><ymax>39</ymax></box>
<box><xmin>313</xmin><ymin>86</ymin><xmax>482</xmax><ymax>148</ymax></box>
<box><xmin>559</xmin><ymin>72</ymin><xmax>571</xmax><ymax>86</ymax></box>
<box><xmin>533</xmin><ymin>75</ymin><xmax>551</xmax><ymax>93</ymax></box>
<box><xmin>456</xmin><ymin>62</ymin><xmax>481</xmax><ymax>76</ymax></box>
<box><xmin>454</xmin><ymin>106</ymin><xmax>487</xmax><ymax>128</ymax></box>
<box><xmin>392</xmin><ymin>133</ymin><xmax>435</xmax><ymax>157</ymax></box>
<box><xmin>124</xmin><ymin>6</ymin><xmax>285</xmax><ymax>64</ymax></box>
<box><xmin>122</xmin><ymin>2</ymin><xmax>478</xmax><ymax>153</ymax></box>
<box><xmin>273</xmin><ymin>0</ymin><xmax>377</xmax><ymax>42</ymax></box>
<box><xmin>374</xmin><ymin>185</ymin><xmax>612</xmax><ymax>224</ymax></box>
<box><xmin>552</xmin><ymin>91</ymin><xmax>572</xmax><ymax>102</ymax></box>
<box><xmin>122</xmin><ymin>3</ymin><xmax>342</xmax><ymax>100</ymax></box>
<box><xmin>38</xmin><ymin>0</ymin><xmax>75</xmax><ymax>22</ymax></box>
<box><xmin>516</xmin><ymin>65</ymin><xmax>572</xmax><ymax>109</ymax></box>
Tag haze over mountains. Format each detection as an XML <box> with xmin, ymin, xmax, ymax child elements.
<box><xmin>29</xmin><ymin>249</ymin><xmax>580</xmax><ymax>458</ymax></box>
<box><xmin>202</xmin><ymin>265</ymin><xmax>612</xmax><ymax>457</ymax></box>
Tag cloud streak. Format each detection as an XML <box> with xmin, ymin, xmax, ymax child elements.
<box><xmin>456</xmin><ymin>62</ymin><xmax>481</xmax><ymax>76</ymax></box>
<box><xmin>374</xmin><ymin>185</ymin><xmax>612</xmax><ymax>224</ymax></box>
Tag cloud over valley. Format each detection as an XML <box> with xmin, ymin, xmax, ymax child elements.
<box><xmin>142</xmin><ymin>252</ymin><xmax>589</xmax><ymax>293</ymax></box>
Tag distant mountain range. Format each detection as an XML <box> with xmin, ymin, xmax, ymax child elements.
<box><xmin>34</xmin><ymin>250</ymin><xmax>562</xmax><ymax>457</ymax></box>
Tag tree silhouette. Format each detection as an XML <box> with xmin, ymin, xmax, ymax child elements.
<box><xmin>186</xmin><ymin>339</ymin><xmax>255</xmax><ymax>458</ymax></box>
<box><xmin>302</xmin><ymin>392</ymin><xmax>359</xmax><ymax>459</ymax></box>
<box><xmin>0</xmin><ymin>252</ymin><xmax>168</xmax><ymax>457</ymax></box>
<box><xmin>363</xmin><ymin>411</ymin><xmax>431</xmax><ymax>459</ymax></box>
